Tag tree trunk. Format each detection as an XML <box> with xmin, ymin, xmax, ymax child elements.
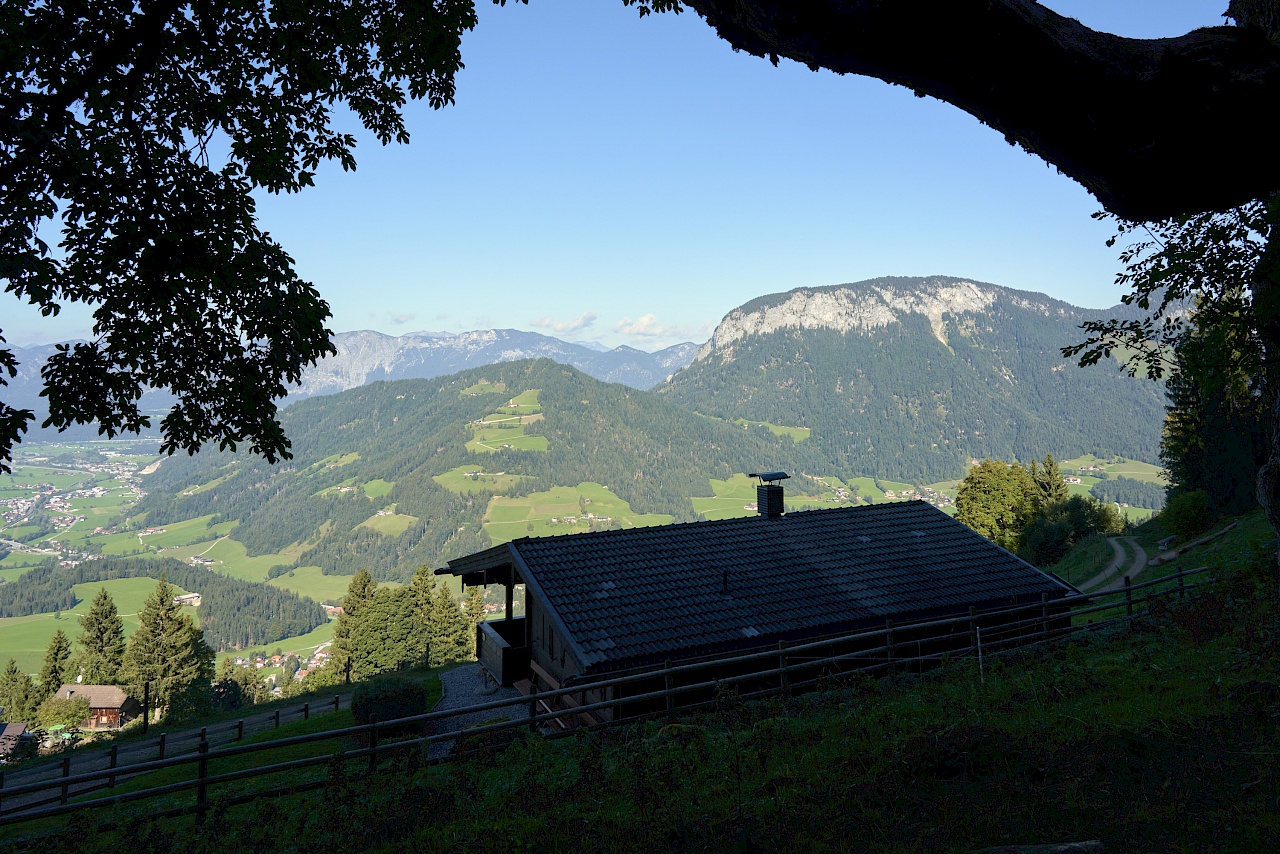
<box><xmin>1254</xmin><ymin>195</ymin><xmax>1280</xmax><ymax>562</ymax></box>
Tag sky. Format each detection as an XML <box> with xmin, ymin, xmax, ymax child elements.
<box><xmin>5</xmin><ymin>1</ymin><xmax>1230</xmax><ymax>350</ymax></box>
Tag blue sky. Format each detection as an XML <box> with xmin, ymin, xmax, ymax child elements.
<box><xmin>6</xmin><ymin>1</ymin><xmax>1228</xmax><ymax>350</ymax></box>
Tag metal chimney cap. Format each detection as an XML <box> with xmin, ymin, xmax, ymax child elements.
<box><xmin>748</xmin><ymin>471</ymin><xmax>790</xmax><ymax>484</ymax></box>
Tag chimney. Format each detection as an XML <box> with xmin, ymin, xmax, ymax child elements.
<box><xmin>748</xmin><ymin>471</ymin><xmax>789</xmax><ymax>518</ymax></box>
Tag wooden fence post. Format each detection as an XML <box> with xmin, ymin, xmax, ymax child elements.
<box><xmin>60</xmin><ymin>756</ymin><xmax>71</xmax><ymax>805</ymax></box>
<box><xmin>1041</xmin><ymin>592</ymin><xmax>1049</xmax><ymax>639</ymax></box>
<box><xmin>529</xmin><ymin>683</ymin><xmax>539</xmax><ymax>734</ymax></box>
<box><xmin>199</xmin><ymin>726</ymin><xmax>207</xmax><ymax>743</ymax></box>
<box><xmin>885</xmin><ymin>619</ymin><xmax>895</xmax><ymax>675</ymax></box>
<box><xmin>1178</xmin><ymin>567</ymin><xmax>1186</xmax><ymax>598</ymax></box>
<box><xmin>236</xmin><ymin>720</ymin><xmax>244</xmax><ymax>742</ymax></box>
<box><xmin>333</xmin><ymin>695</ymin><xmax>340</xmax><ymax>714</ymax></box>
<box><xmin>0</xmin><ymin>769</ymin><xmax>5</xmax><ymax>814</ymax></box>
<box><xmin>969</xmin><ymin>606</ymin><xmax>978</xmax><ymax>656</ymax></box>
<box><xmin>303</xmin><ymin>702</ymin><xmax>309</xmax><ymax>721</ymax></box>
<box><xmin>108</xmin><ymin>744</ymin><xmax>118</xmax><ymax>789</ymax></box>
<box><xmin>779</xmin><ymin>641</ymin><xmax>790</xmax><ymax>699</ymax></box>
<box><xmin>1123</xmin><ymin>576</ymin><xmax>1134</xmax><ymax>618</ymax></box>
<box><xmin>368</xmin><ymin>721</ymin><xmax>379</xmax><ymax>776</ymax></box>
<box><xmin>142</xmin><ymin>681</ymin><xmax>149</xmax><ymax>736</ymax></box>
<box><xmin>664</xmin><ymin>661</ymin><xmax>675</xmax><ymax>720</ymax></box>
<box><xmin>158</xmin><ymin>732</ymin><xmax>166</xmax><ymax>760</ymax></box>
<box><xmin>274</xmin><ymin>709</ymin><xmax>280</xmax><ymax>729</ymax></box>
<box><xmin>196</xmin><ymin>738</ymin><xmax>209</xmax><ymax>822</ymax></box>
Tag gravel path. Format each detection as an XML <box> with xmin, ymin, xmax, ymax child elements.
<box><xmin>427</xmin><ymin>664</ymin><xmax>527</xmax><ymax>759</ymax></box>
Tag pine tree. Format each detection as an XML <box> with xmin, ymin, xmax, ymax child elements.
<box><xmin>425</xmin><ymin>581</ymin><xmax>470</xmax><ymax>668</ymax></box>
<box><xmin>37</xmin><ymin>628</ymin><xmax>71</xmax><ymax>702</ymax></box>
<box><xmin>76</xmin><ymin>587</ymin><xmax>126</xmax><ymax>685</ymax></box>
<box><xmin>464</xmin><ymin>584</ymin><xmax>486</xmax><ymax>657</ymax></box>
<box><xmin>1034</xmin><ymin>454</ymin><xmax>1070</xmax><ymax>506</ymax></box>
<box><xmin>0</xmin><ymin>659</ymin><xmax>37</xmax><ymax>724</ymax></box>
<box><xmin>332</xmin><ymin>569</ymin><xmax>377</xmax><ymax>679</ymax></box>
<box><xmin>118</xmin><ymin>577</ymin><xmax>212</xmax><ymax>720</ymax></box>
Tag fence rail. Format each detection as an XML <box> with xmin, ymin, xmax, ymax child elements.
<box><xmin>0</xmin><ymin>565</ymin><xmax>1209</xmax><ymax>830</ymax></box>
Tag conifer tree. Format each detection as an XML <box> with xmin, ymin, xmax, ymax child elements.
<box><xmin>119</xmin><ymin>577</ymin><xmax>213</xmax><ymax>720</ymax></box>
<box><xmin>425</xmin><ymin>581</ymin><xmax>470</xmax><ymax>668</ymax></box>
<box><xmin>464</xmin><ymin>584</ymin><xmax>486</xmax><ymax>656</ymax></box>
<box><xmin>1</xmin><ymin>658</ymin><xmax>38</xmax><ymax>724</ymax></box>
<box><xmin>332</xmin><ymin>569</ymin><xmax>377</xmax><ymax>678</ymax></box>
<box><xmin>1033</xmin><ymin>454</ymin><xmax>1070</xmax><ymax>506</ymax></box>
<box><xmin>37</xmin><ymin>628</ymin><xmax>71</xmax><ymax>702</ymax></box>
<box><xmin>76</xmin><ymin>587</ymin><xmax>126</xmax><ymax>685</ymax></box>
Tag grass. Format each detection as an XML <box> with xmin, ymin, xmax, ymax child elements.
<box><xmin>358</xmin><ymin>511</ymin><xmax>419</xmax><ymax>537</ymax></box>
<box><xmin>1060</xmin><ymin>453</ymin><xmax>1168</xmax><ymax>485</ymax></box>
<box><xmin>846</xmin><ymin>476</ymin><xmax>886</xmax><ymax>503</ymax></box>
<box><xmin>1046</xmin><ymin>532</ymin><xmax>1116</xmax><ymax>587</ymax></box>
<box><xmin>465</xmin><ymin>426</ymin><xmax>549</xmax><ymax>453</ymax></box>
<box><xmin>733</xmin><ymin>419</ymin><xmax>811</xmax><ymax>441</ymax></box>
<box><xmin>214</xmin><ymin>620</ymin><xmax>336</xmax><ymax>667</ymax></box>
<box><xmin>690</xmin><ymin>474</ymin><xmax>759</xmax><ymax>521</ymax></box>
<box><xmin>362</xmin><ymin>479</ymin><xmax>395</xmax><ymax>499</ymax></box>
<box><xmin>432</xmin><ymin>464</ymin><xmax>528</xmax><ymax>495</ymax></box>
<box><xmin>0</xmin><ymin>578</ymin><xmax>194</xmax><ymax>674</ymax></box>
<box><xmin>483</xmin><ymin>483</ymin><xmax>672</xmax><ymax>544</ymax></box>
<box><xmin>267</xmin><ymin>566</ymin><xmax>355</xmax><ymax>603</ymax></box>
<box><xmin>163</xmin><ymin>536</ymin><xmax>304</xmax><ymax>583</ymax></box>
<box><xmin>459</xmin><ymin>380</ymin><xmax>506</xmax><ymax>396</ymax></box>
<box><xmin>1131</xmin><ymin>507</ymin><xmax>1275</xmax><ymax>586</ymax></box>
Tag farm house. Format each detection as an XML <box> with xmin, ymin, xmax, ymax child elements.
<box><xmin>436</xmin><ymin>479</ymin><xmax>1075</xmax><ymax>728</ymax></box>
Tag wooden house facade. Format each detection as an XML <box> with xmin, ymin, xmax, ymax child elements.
<box><xmin>437</xmin><ymin>497</ymin><xmax>1075</xmax><ymax>729</ymax></box>
<box><xmin>55</xmin><ymin>684</ymin><xmax>139</xmax><ymax>730</ymax></box>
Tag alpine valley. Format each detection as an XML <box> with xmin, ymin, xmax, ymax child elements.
<box><xmin>1</xmin><ymin>277</ymin><xmax>1168</xmax><ymax>660</ymax></box>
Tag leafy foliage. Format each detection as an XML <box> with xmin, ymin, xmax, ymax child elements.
<box><xmin>37</xmin><ymin>627</ymin><xmax>71</xmax><ymax>701</ymax></box>
<box><xmin>955</xmin><ymin>460</ymin><xmax>1038</xmax><ymax>552</ymax></box>
<box><xmin>0</xmin><ymin>0</ymin><xmax>483</xmax><ymax>470</ymax></box>
<box><xmin>0</xmin><ymin>658</ymin><xmax>37</xmax><ymax>724</ymax></box>
<box><xmin>36</xmin><ymin>694</ymin><xmax>90</xmax><ymax>730</ymax></box>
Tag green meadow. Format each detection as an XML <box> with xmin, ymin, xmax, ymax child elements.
<box><xmin>267</xmin><ymin>566</ymin><xmax>354</xmax><ymax>603</ymax></box>
<box><xmin>0</xmin><ymin>577</ymin><xmax>194</xmax><ymax>675</ymax></box>
<box><xmin>433</xmin><ymin>464</ymin><xmax>528</xmax><ymax>495</ymax></box>
<box><xmin>733</xmin><ymin>419</ymin><xmax>811</xmax><ymax>441</ymax></box>
<box><xmin>362</xmin><ymin>479</ymin><xmax>395</xmax><ymax>498</ymax></box>
<box><xmin>164</xmin><ymin>536</ymin><xmax>305</xmax><ymax>583</ymax></box>
<box><xmin>459</xmin><ymin>379</ymin><xmax>506</xmax><ymax>396</ymax></box>
<box><xmin>358</xmin><ymin>510</ymin><xmax>419</xmax><ymax>537</ymax></box>
<box><xmin>484</xmin><ymin>483</ymin><xmax>672</xmax><ymax>544</ymax></box>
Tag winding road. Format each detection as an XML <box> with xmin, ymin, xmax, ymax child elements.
<box><xmin>1079</xmin><ymin>536</ymin><xmax>1148</xmax><ymax>593</ymax></box>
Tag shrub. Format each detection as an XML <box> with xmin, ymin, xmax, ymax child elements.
<box><xmin>1162</xmin><ymin>489</ymin><xmax>1216</xmax><ymax>540</ymax></box>
<box><xmin>351</xmin><ymin>676</ymin><xmax>428</xmax><ymax>743</ymax></box>
<box><xmin>36</xmin><ymin>696</ymin><xmax>90</xmax><ymax>730</ymax></box>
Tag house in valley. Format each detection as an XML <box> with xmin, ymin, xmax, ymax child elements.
<box><xmin>54</xmin><ymin>685</ymin><xmax>140</xmax><ymax>730</ymax></box>
<box><xmin>436</xmin><ymin>476</ymin><xmax>1076</xmax><ymax>729</ymax></box>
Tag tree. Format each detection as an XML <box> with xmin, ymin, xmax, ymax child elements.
<box><xmin>0</xmin><ymin>0</ymin><xmax>481</xmax><ymax>470</ymax></box>
<box><xmin>35</xmin><ymin>695</ymin><xmax>91</xmax><ymax>731</ymax></box>
<box><xmin>464</xmin><ymin>583</ymin><xmax>486</xmax><ymax>656</ymax></box>
<box><xmin>119</xmin><ymin>578</ymin><xmax>214</xmax><ymax>720</ymax></box>
<box><xmin>75</xmin><ymin>587</ymin><xmax>126</xmax><ymax>685</ymax></box>
<box><xmin>37</xmin><ymin>628</ymin><xmax>71</xmax><ymax>702</ymax></box>
<box><xmin>0</xmin><ymin>658</ymin><xmax>37</xmax><ymax>724</ymax></box>
<box><xmin>332</xmin><ymin>569</ymin><xmax>377</xmax><ymax>678</ymax></box>
<box><xmin>346</xmin><ymin>586</ymin><xmax>422</xmax><ymax>679</ymax></box>
<box><xmin>1031</xmin><ymin>454</ymin><xmax>1069</xmax><ymax>507</ymax></box>
<box><xmin>955</xmin><ymin>459</ymin><xmax>1037</xmax><ymax>552</ymax></box>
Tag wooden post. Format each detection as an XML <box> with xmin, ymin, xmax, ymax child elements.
<box><xmin>60</xmin><ymin>756</ymin><xmax>71</xmax><ymax>805</ymax></box>
<box><xmin>303</xmin><ymin>702</ymin><xmax>310</xmax><ymax>721</ymax></box>
<box><xmin>199</xmin><ymin>726</ymin><xmax>207</xmax><ymax>743</ymax></box>
<box><xmin>196</xmin><ymin>738</ymin><xmax>209</xmax><ymax>822</ymax></box>
<box><xmin>108</xmin><ymin>744</ymin><xmax>118</xmax><ymax>789</ymax></box>
<box><xmin>1041</xmin><ymin>592</ymin><xmax>1050</xmax><ymax>639</ymax></box>
<box><xmin>333</xmin><ymin>695</ymin><xmax>340</xmax><ymax>714</ymax></box>
<box><xmin>274</xmin><ymin>709</ymin><xmax>280</xmax><ymax>729</ymax></box>
<box><xmin>885</xmin><ymin>619</ymin><xmax>895</xmax><ymax>675</ymax></box>
<box><xmin>142</xmin><ymin>681</ymin><xmax>150</xmax><ymax>735</ymax></box>
<box><xmin>368</xmin><ymin>721</ymin><xmax>379</xmax><ymax>776</ymax></box>
<box><xmin>158</xmin><ymin>732</ymin><xmax>166</xmax><ymax>760</ymax></box>
<box><xmin>664</xmin><ymin>661</ymin><xmax>675</xmax><ymax>720</ymax></box>
<box><xmin>1124</xmin><ymin>576</ymin><xmax>1133</xmax><ymax>618</ymax></box>
<box><xmin>968</xmin><ymin>606</ymin><xmax>978</xmax><ymax>656</ymax></box>
<box><xmin>236</xmin><ymin>720</ymin><xmax>244</xmax><ymax>741</ymax></box>
<box><xmin>1178</xmin><ymin>567</ymin><xmax>1186</xmax><ymax>598</ymax></box>
<box><xmin>505</xmin><ymin>582</ymin><xmax>514</xmax><ymax>621</ymax></box>
<box><xmin>529</xmin><ymin>682</ymin><xmax>539</xmax><ymax>734</ymax></box>
<box><xmin>0</xmin><ymin>769</ymin><xmax>5</xmax><ymax>814</ymax></box>
<box><xmin>778</xmin><ymin>641</ymin><xmax>790</xmax><ymax>699</ymax></box>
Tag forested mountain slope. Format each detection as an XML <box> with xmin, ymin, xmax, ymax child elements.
<box><xmin>135</xmin><ymin>360</ymin><xmax>824</xmax><ymax>583</ymax></box>
<box><xmin>660</xmin><ymin>277</ymin><xmax>1166</xmax><ymax>483</ymax></box>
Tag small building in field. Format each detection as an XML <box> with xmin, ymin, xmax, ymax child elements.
<box><xmin>173</xmin><ymin>592</ymin><xmax>202</xmax><ymax>606</ymax></box>
<box><xmin>437</xmin><ymin>487</ymin><xmax>1074</xmax><ymax>728</ymax></box>
<box><xmin>55</xmin><ymin>685</ymin><xmax>140</xmax><ymax>730</ymax></box>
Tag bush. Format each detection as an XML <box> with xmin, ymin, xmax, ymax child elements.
<box><xmin>1162</xmin><ymin>490</ymin><xmax>1216</xmax><ymax>540</ymax></box>
<box><xmin>351</xmin><ymin>677</ymin><xmax>428</xmax><ymax>743</ymax></box>
<box><xmin>36</xmin><ymin>696</ymin><xmax>90</xmax><ymax>730</ymax></box>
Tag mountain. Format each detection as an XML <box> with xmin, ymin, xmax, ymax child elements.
<box><xmin>289</xmin><ymin>329</ymin><xmax>699</xmax><ymax>398</ymax></box>
<box><xmin>659</xmin><ymin>276</ymin><xmax>1167</xmax><ymax>483</ymax></box>
<box><xmin>2</xmin><ymin>331</ymin><xmax>700</xmax><ymax>439</ymax></box>
<box><xmin>133</xmin><ymin>359</ymin><xmax>824</xmax><ymax>584</ymax></box>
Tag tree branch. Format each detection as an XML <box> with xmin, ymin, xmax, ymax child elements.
<box><xmin>682</xmin><ymin>0</ymin><xmax>1280</xmax><ymax>220</ymax></box>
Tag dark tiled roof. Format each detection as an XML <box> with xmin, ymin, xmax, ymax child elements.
<box><xmin>56</xmin><ymin>684</ymin><xmax>128</xmax><ymax>708</ymax></box>
<box><xmin>451</xmin><ymin>501</ymin><xmax>1071</xmax><ymax>671</ymax></box>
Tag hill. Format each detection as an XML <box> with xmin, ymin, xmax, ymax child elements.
<box><xmin>130</xmin><ymin>360</ymin><xmax>828</xmax><ymax>584</ymax></box>
<box><xmin>660</xmin><ymin>276</ymin><xmax>1167</xmax><ymax>483</ymax></box>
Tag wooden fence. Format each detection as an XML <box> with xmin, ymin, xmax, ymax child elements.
<box><xmin>0</xmin><ymin>566</ymin><xmax>1208</xmax><ymax>830</ymax></box>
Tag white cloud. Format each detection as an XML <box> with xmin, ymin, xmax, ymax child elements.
<box><xmin>386</xmin><ymin>312</ymin><xmax>416</xmax><ymax>326</ymax></box>
<box><xmin>612</xmin><ymin>313</ymin><xmax>672</xmax><ymax>338</ymax></box>
<box><xmin>530</xmin><ymin>311</ymin><xmax>598</xmax><ymax>335</ymax></box>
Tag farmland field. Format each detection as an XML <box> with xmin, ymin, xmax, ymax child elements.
<box><xmin>0</xmin><ymin>577</ymin><xmax>195</xmax><ymax>675</ymax></box>
<box><xmin>268</xmin><ymin>566</ymin><xmax>354</xmax><ymax>603</ymax></box>
<box><xmin>433</xmin><ymin>465</ymin><xmax>528</xmax><ymax>495</ymax></box>
<box><xmin>484</xmin><ymin>483</ymin><xmax>672</xmax><ymax>544</ymax></box>
<box><xmin>362</xmin><ymin>479</ymin><xmax>395</xmax><ymax>498</ymax></box>
<box><xmin>733</xmin><ymin>419</ymin><xmax>811</xmax><ymax>441</ymax></box>
<box><xmin>359</xmin><ymin>511</ymin><xmax>419</xmax><ymax>537</ymax></box>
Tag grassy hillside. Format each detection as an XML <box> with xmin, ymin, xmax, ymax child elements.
<box><xmin>12</xmin><ymin>530</ymin><xmax>1280</xmax><ymax>852</ymax></box>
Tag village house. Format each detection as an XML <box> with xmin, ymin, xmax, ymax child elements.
<box><xmin>437</xmin><ymin>475</ymin><xmax>1075</xmax><ymax>728</ymax></box>
<box><xmin>172</xmin><ymin>592</ymin><xmax>202</xmax><ymax>607</ymax></box>
<box><xmin>54</xmin><ymin>685</ymin><xmax>140</xmax><ymax>730</ymax></box>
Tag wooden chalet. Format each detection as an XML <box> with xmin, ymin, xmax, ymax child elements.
<box><xmin>55</xmin><ymin>684</ymin><xmax>140</xmax><ymax>730</ymax></box>
<box><xmin>436</xmin><ymin>483</ymin><xmax>1075</xmax><ymax>729</ymax></box>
